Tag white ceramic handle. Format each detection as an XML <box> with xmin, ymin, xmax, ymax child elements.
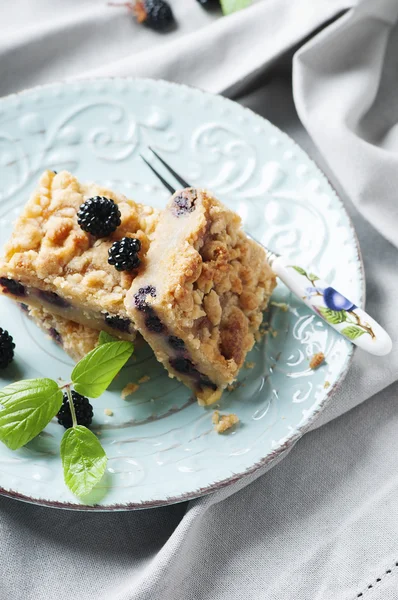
<box><xmin>272</xmin><ymin>256</ymin><xmax>392</xmax><ymax>356</ymax></box>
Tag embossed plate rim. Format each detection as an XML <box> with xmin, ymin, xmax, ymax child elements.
<box><xmin>0</xmin><ymin>77</ymin><xmax>364</xmax><ymax>510</ymax></box>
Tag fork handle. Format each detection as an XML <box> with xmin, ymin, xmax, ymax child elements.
<box><xmin>271</xmin><ymin>256</ymin><xmax>392</xmax><ymax>356</ymax></box>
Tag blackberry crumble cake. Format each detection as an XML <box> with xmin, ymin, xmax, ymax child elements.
<box><xmin>126</xmin><ymin>188</ymin><xmax>276</xmax><ymax>405</ymax></box>
<box><xmin>0</xmin><ymin>171</ymin><xmax>159</xmax><ymax>340</ymax></box>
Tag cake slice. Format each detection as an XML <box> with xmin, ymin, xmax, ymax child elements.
<box><xmin>126</xmin><ymin>188</ymin><xmax>276</xmax><ymax>405</ymax></box>
<box><xmin>0</xmin><ymin>171</ymin><xmax>159</xmax><ymax>340</ymax></box>
<box><xmin>20</xmin><ymin>304</ymin><xmax>100</xmax><ymax>361</ymax></box>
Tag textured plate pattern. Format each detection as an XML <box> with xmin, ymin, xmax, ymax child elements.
<box><xmin>0</xmin><ymin>79</ymin><xmax>363</xmax><ymax>509</ymax></box>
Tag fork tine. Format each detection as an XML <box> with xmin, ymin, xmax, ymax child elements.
<box><xmin>148</xmin><ymin>146</ymin><xmax>191</xmax><ymax>188</ymax></box>
<box><xmin>140</xmin><ymin>154</ymin><xmax>176</xmax><ymax>194</ymax></box>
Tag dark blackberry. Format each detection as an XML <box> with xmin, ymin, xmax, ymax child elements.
<box><xmin>77</xmin><ymin>196</ymin><xmax>121</xmax><ymax>237</ymax></box>
<box><xmin>104</xmin><ymin>314</ymin><xmax>131</xmax><ymax>332</ymax></box>
<box><xmin>0</xmin><ymin>328</ymin><xmax>15</xmax><ymax>369</ymax></box>
<box><xmin>144</xmin><ymin>311</ymin><xmax>164</xmax><ymax>333</ymax></box>
<box><xmin>0</xmin><ymin>277</ymin><xmax>25</xmax><ymax>297</ymax></box>
<box><xmin>57</xmin><ymin>391</ymin><xmax>94</xmax><ymax>429</ymax></box>
<box><xmin>108</xmin><ymin>237</ymin><xmax>141</xmax><ymax>272</ymax></box>
<box><xmin>49</xmin><ymin>328</ymin><xmax>62</xmax><ymax>344</ymax></box>
<box><xmin>134</xmin><ymin>285</ymin><xmax>156</xmax><ymax>311</ymax></box>
<box><xmin>169</xmin><ymin>357</ymin><xmax>197</xmax><ymax>376</ymax></box>
<box><xmin>198</xmin><ymin>375</ymin><xmax>217</xmax><ymax>391</ymax></box>
<box><xmin>38</xmin><ymin>290</ymin><xmax>70</xmax><ymax>308</ymax></box>
<box><xmin>172</xmin><ymin>190</ymin><xmax>197</xmax><ymax>217</ymax></box>
<box><xmin>134</xmin><ymin>0</ymin><xmax>174</xmax><ymax>31</ymax></box>
<box><xmin>197</xmin><ymin>0</ymin><xmax>219</xmax><ymax>5</ymax></box>
<box><xmin>168</xmin><ymin>336</ymin><xmax>185</xmax><ymax>350</ymax></box>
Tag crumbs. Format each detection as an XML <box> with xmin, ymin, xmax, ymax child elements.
<box><xmin>121</xmin><ymin>375</ymin><xmax>150</xmax><ymax>399</ymax></box>
<box><xmin>227</xmin><ymin>381</ymin><xmax>239</xmax><ymax>392</ymax></box>
<box><xmin>270</xmin><ymin>301</ymin><xmax>289</xmax><ymax>312</ymax></box>
<box><xmin>104</xmin><ymin>408</ymin><xmax>113</xmax><ymax>416</ymax></box>
<box><xmin>310</xmin><ymin>352</ymin><xmax>325</xmax><ymax>370</ymax></box>
<box><xmin>324</xmin><ymin>380</ymin><xmax>331</xmax><ymax>389</ymax></box>
<box><xmin>244</xmin><ymin>361</ymin><xmax>255</xmax><ymax>369</ymax></box>
<box><xmin>212</xmin><ymin>410</ymin><xmax>240</xmax><ymax>434</ymax></box>
<box><xmin>121</xmin><ymin>383</ymin><xmax>139</xmax><ymax>399</ymax></box>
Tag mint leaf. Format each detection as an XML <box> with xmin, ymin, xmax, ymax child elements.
<box><xmin>341</xmin><ymin>326</ymin><xmax>366</xmax><ymax>340</ymax></box>
<box><xmin>0</xmin><ymin>379</ymin><xmax>62</xmax><ymax>450</ymax></box>
<box><xmin>291</xmin><ymin>266</ymin><xmax>307</xmax><ymax>277</ymax></box>
<box><xmin>71</xmin><ymin>341</ymin><xmax>134</xmax><ymax>398</ymax></box>
<box><xmin>98</xmin><ymin>331</ymin><xmax>117</xmax><ymax>345</ymax></box>
<box><xmin>308</xmin><ymin>273</ymin><xmax>320</xmax><ymax>282</ymax></box>
<box><xmin>220</xmin><ymin>0</ymin><xmax>251</xmax><ymax>15</ymax></box>
<box><xmin>61</xmin><ymin>425</ymin><xmax>107</xmax><ymax>498</ymax></box>
<box><xmin>318</xmin><ymin>307</ymin><xmax>347</xmax><ymax>325</ymax></box>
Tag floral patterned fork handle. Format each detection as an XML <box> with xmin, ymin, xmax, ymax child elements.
<box><xmin>264</xmin><ymin>250</ymin><xmax>392</xmax><ymax>356</ymax></box>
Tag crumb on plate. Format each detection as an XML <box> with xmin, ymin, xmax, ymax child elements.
<box><xmin>310</xmin><ymin>352</ymin><xmax>325</xmax><ymax>370</ymax></box>
<box><xmin>270</xmin><ymin>301</ymin><xmax>289</xmax><ymax>312</ymax></box>
<box><xmin>244</xmin><ymin>361</ymin><xmax>255</xmax><ymax>369</ymax></box>
<box><xmin>138</xmin><ymin>375</ymin><xmax>150</xmax><ymax>384</ymax></box>
<box><xmin>227</xmin><ymin>381</ymin><xmax>238</xmax><ymax>392</ymax></box>
<box><xmin>324</xmin><ymin>380</ymin><xmax>331</xmax><ymax>389</ymax></box>
<box><xmin>121</xmin><ymin>383</ymin><xmax>139</xmax><ymax>399</ymax></box>
<box><xmin>212</xmin><ymin>410</ymin><xmax>240</xmax><ymax>434</ymax></box>
<box><xmin>104</xmin><ymin>408</ymin><xmax>113</xmax><ymax>416</ymax></box>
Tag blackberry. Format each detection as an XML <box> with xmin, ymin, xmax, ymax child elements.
<box><xmin>134</xmin><ymin>285</ymin><xmax>156</xmax><ymax>311</ymax></box>
<box><xmin>144</xmin><ymin>311</ymin><xmax>164</xmax><ymax>333</ymax></box>
<box><xmin>104</xmin><ymin>313</ymin><xmax>131</xmax><ymax>332</ymax></box>
<box><xmin>0</xmin><ymin>277</ymin><xmax>25</xmax><ymax>297</ymax></box>
<box><xmin>169</xmin><ymin>357</ymin><xmax>197</xmax><ymax>376</ymax></box>
<box><xmin>0</xmin><ymin>328</ymin><xmax>15</xmax><ymax>369</ymax></box>
<box><xmin>77</xmin><ymin>196</ymin><xmax>121</xmax><ymax>237</ymax></box>
<box><xmin>134</xmin><ymin>0</ymin><xmax>174</xmax><ymax>31</ymax></box>
<box><xmin>197</xmin><ymin>0</ymin><xmax>219</xmax><ymax>5</ymax></box>
<box><xmin>38</xmin><ymin>290</ymin><xmax>70</xmax><ymax>308</ymax></box>
<box><xmin>57</xmin><ymin>391</ymin><xmax>94</xmax><ymax>429</ymax></box>
<box><xmin>172</xmin><ymin>190</ymin><xmax>197</xmax><ymax>217</ymax></box>
<box><xmin>168</xmin><ymin>336</ymin><xmax>185</xmax><ymax>350</ymax></box>
<box><xmin>108</xmin><ymin>237</ymin><xmax>141</xmax><ymax>271</ymax></box>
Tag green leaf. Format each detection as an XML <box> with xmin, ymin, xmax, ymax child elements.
<box><xmin>0</xmin><ymin>379</ymin><xmax>63</xmax><ymax>450</ymax></box>
<box><xmin>71</xmin><ymin>341</ymin><xmax>134</xmax><ymax>398</ymax></box>
<box><xmin>291</xmin><ymin>266</ymin><xmax>307</xmax><ymax>277</ymax></box>
<box><xmin>98</xmin><ymin>331</ymin><xmax>117</xmax><ymax>345</ymax></box>
<box><xmin>318</xmin><ymin>306</ymin><xmax>347</xmax><ymax>325</ymax></box>
<box><xmin>220</xmin><ymin>0</ymin><xmax>251</xmax><ymax>15</ymax></box>
<box><xmin>61</xmin><ymin>425</ymin><xmax>107</xmax><ymax>498</ymax></box>
<box><xmin>341</xmin><ymin>326</ymin><xmax>366</xmax><ymax>340</ymax></box>
<box><xmin>308</xmin><ymin>273</ymin><xmax>320</xmax><ymax>282</ymax></box>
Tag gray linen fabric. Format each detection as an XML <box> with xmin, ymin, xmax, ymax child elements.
<box><xmin>0</xmin><ymin>0</ymin><xmax>398</xmax><ymax>598</ymax></box>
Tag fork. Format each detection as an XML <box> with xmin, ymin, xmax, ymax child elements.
<box><xmin>141</xmin><ymin>147</ymin><xmax>392</xmax><ymax>357</ymax></box>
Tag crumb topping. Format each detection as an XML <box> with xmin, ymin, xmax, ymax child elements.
<box><xmin>212</xmin><ymin>410</ymin><xmax>240</xmax><ymax>433</ymax></box>
<box><xmin>310</xmin><ymin>352</ymin><xmax>325</xmax><ymax>370</ymax></box>
<box><xmin>121</xmin><ymin>382</ymin><xmax>140</xmax><ymax>399</ymax></box>
<box><xmin>1</xmin><ymin>170</ymin><xmax>159</xmax><ymax>316</ymax></box>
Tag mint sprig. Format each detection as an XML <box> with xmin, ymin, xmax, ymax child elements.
<box><xmin>0</xmin><ymin>336</ymin><xmax>134</xmax><ymax>499</ymax></box>
<box><xmin>220</xmin><ymin>0</ymin><xmax>251</xmax><ymax>15</ymax></box>
<box><xmin>0</xmin><ymin>379</ymin><xmax>63</xmax><ymax>450</ymax></box>
<box><xmin>61</xmin><ymin>425</ymin><xmax>107</xmax><ymax>498</ymax></box>
<box><xmin>71</xmin><ymin>341</ymin><xmax>134</xmax><ymax>398</ymax></box>
<box><xmin>98</xmin><ymin>331</ymin><xmax>117</xmax><ymax>345</ymax></box>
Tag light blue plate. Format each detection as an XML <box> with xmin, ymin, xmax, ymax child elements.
<box><xmin>0</xmin><ymin>79</ymin><xmax>363</xmax><ymax>510</ymax></box>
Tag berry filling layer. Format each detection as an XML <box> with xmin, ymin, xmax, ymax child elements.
<box><xmin>1</xmin><ymin>278</ymin><xmax>134</xmax><ymax>341</ymax></box>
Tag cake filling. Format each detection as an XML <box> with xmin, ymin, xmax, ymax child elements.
<box><xmin>1</xmin><ymin>278</ymin><xmax>134</xmax><ymax>340</ymax></box>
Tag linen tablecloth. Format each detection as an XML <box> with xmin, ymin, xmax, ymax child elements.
<box><xmin>1</xmin><ymin>0</ymin><xmax>398</xmax><ymax>598</ymax></box>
